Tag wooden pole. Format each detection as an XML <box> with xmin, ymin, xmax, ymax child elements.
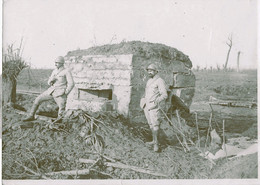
<box><xmin>194</xmin><ymin>112</ymin><xmax>200</xmax><ymax>148</ymax></box>
<box><xmin>79</xmin><ymin>158</ymin><xmax>169</xmax><ymax>177</ymax></box>
<box><xmin>14</xmin><ymin>161</ymin><xmax>50</xmax><ymax>180</ymax></box>
<box><xmin>237</xmin><ymin>51</ymin><xmax>241</xmax><ymax>72</ymax></box>
<box><xmin>204</xmin><ymin>112</ymin><xmax>213</xmax><ymax>151</ymax></box>
<box><xmin>223</xmin><ymin>120</ymin><xmax>228</xmax><ymax>161</ymax></box>
<box><xmin>45</xmin><ymin>169</ymin><xmax>90</xmax><ymax>176</ymax></box>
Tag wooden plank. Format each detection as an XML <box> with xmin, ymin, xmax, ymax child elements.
<box><xmin>79</xmin><ymin>158</ymin><xmax>168</xmax><ymax>177</ymax></box>
<box><xmin>209</xmin><ymin>96</ymin><xmax>257</xmax><ymax>108</ymax></box>
<box><xmin>17</xmin><ymin>90</ymin><xmax>41</xmax><ymax>96</ymax></box>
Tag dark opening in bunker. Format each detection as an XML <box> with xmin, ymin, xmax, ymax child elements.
<box><xmin>78</xmin><ymin>89</ymin><xmax>113</xmax><ymax>100</ymax></box>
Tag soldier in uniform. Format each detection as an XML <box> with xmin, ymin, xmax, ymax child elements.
<box><xmin>140</xmin><ymin>64</ymin><xmax>168</xmax><ymax>152</ymax></box>
<box><xmin>23</xmin><ymin>56</ymin><xmax>74</xmax><ymax>122</ymax></box>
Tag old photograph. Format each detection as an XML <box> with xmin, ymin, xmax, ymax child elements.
<box><xmin>1</xmin><ymin>0</ymin><xmax>259</xmax><ymax>184</ymax></box>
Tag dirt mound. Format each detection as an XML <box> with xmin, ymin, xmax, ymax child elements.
<box><xmin>3</xmin><ymin>105</ymin><xmax>258</xmax><ymax>179</ymax></box>
<box><xmin>210</xmin><ymin>153</ymin><xmax>257</xmax><ymax>178</ymax></box>
<box><xmin>241</xmin><ymin>122</ymin><xmax>257</xmax><ymax>139</ymax></box>
<box><xmin>2</xmin><ymin>93</ymin><xmax>258</xmax><ymax>179</ymax></box>
<box><xmin>2</xmin><ymin>106</ymin><xmax>213</xmax><ymax>179</ymax></box>
<box><xmin>66</xmin><ymin>41</ymin><xmax>192</xmax><ymax>68</ymax></box>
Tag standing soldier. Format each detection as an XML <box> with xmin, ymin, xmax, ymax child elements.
<box><xmin>23</xmin><ymin>56</ymin><xmax>74</xmax><ymax>123</ymax></box>
<box><xmin>140</xmin><ymin>64</ymin><xmax>168</xmax><ymax>152</ymax></box>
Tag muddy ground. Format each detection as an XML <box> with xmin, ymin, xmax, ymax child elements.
<box><xmin>2</xmin><ymin>101</ymin><xmax>257</xmax><ymax>179</ymax></box>
<box><xmin>2</xmin><ymin>62</ymin><xmax>258</xmax><ymax>179</ymax></box>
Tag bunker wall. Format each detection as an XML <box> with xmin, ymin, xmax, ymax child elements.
<box><xmin>65</xmin><ymin>55</ymin><xmax>133</xmax><ymax>116</ymax></box>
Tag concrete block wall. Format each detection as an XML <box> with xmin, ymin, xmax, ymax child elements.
<box><xmin>65</xmin><ymin>54</ymin><xmax>195</xmax><ymax>123</ymax></box>
<box><xmin>65</xmin><ymin>55</ymin><xmax>133</xmax><ymax>116</ymax></box>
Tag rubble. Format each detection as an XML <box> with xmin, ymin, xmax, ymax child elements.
<box><xmin>200</xmin><ymin>137</ymin><xmax>257</xmax><ymax>160</ymax></box>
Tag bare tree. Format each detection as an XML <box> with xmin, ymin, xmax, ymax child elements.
<box><xmin>2</xmin><ymin>40</ymin><xmax>28</xmax><ymax>106</ymax></box>
<box><xmin>109</xmin><ymin>34</ymin><xmax>117</xmax><ymax>44</ymax></box>
<box><xmin>224</xmin><ymin>34</ymin><xmax>233</xmax><ymax>71</ymax></box>
<box><xmin>216</xmin><ymin>64</ymin><xmax>221</xmax><ymax>71</ymax></box>
<box><xmin>237</xmin><ymin>51</ymin><xmax>241</xmax><ymax>72</ymax></box>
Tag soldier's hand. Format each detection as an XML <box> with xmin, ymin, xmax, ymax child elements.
<box><xmin>64</xmin><ymin>91</ymin><xmax>69</xmax><ymax>97</ymax></box>
<box><xmin>50</xmin><ymin>79</ymin><xmax>57</xmax><ymax>86</ymax></box>
<box><xmin>154</xmin><ymin>99</ymin><xmax>160</xmax><ymax>105</ymax></box>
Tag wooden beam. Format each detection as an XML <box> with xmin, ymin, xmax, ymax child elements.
<box><xmin>79</xmin><ymin>158</ymin><xmax>168</xmax><ymax>177</ymax></box>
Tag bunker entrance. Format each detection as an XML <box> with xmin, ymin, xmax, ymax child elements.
<box><xmin>78</xmin><ymin>89</ymin><xmax>113</xmax><ymax>101</ymax></box>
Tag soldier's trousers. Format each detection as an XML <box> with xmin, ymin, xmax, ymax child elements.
<box><xmin>29</xmin><ymin>92</ymin><xmax>67</xmax><ymax>118</ymax></box>
<box><xmin>144</xmin><ymin>107</ymin><xmax>162</xmax><ymax>131</ymax></box>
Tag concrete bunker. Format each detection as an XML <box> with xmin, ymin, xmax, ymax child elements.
<box><xmin>65</xmin><ymin>41</ymin><xmax>195</xmax><ymax>122</ymax></box>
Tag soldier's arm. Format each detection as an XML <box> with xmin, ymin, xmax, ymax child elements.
<box><xmin>156</xmin><ymin>79</ymin><xmax>168</xmax><ymax>104</ymax></box>
<box><xmin>47</xmin><ymin>70</ymin><xmax>56</xmax><ymax>85</ymax></box>
<box><xmin>65</xmin><ymin>70</ymin><xmax>75</xmax><ymax>95</ymax></box>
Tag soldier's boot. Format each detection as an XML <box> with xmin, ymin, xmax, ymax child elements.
<box><xmin>146</xmin><ymin>140</ymin><xmax>155</xmax><ymax>145</ymax></box>
<box><xmin>23</xmin><ymin>116</ymin><xmax>35</xmax><ymax>122</ymax></box>
<box><xmin>145</xmin><ymin>129</ymin><xmax>155</xmax><ymax>145</ymax></box>
<box><xmin>153</xmin><ymin>130</ymin><xmax>159</xmax><ymax>152</ymax></box>
<box><xmin>52</xmin><ymin>111</ymin><xmax>64</xmax><ymax>124</ymax></box>
<box><xmin>52</xmin><ymin>116</ymin><xmax>62</xmax><ymax>124</ymax></box>
<box><xmin>23</xmin><ymin>103</ymin><xmax>38</xmax><ymax>121</ymax></box>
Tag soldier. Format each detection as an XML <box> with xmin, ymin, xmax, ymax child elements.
<box><xmin>23</xmin><ymin>56</ymin><xmax>74</xmax><ymax>123</ymax></box>
<box><xmin>140</xmin><ymin>64</ymin><xmax>168</xmax><ymax>152</ymax></box>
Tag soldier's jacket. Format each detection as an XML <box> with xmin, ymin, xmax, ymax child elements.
<box><xmin>143</xmin><ymin>74</ymin><xmax>168</xmax><ymax>110</ymax></box>
<box><xmin>46</xmin><ymin>67</ymin><xmax>74</xmax><ymax>97</ymax></box>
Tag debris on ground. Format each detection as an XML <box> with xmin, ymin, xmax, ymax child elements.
<box><xmin>200</xmin><ymin>137</ymin><xmax>257</xmax><ymax>160</ymax></box>
<box><xmin>2</xmin><ymin>100</ymin><xmax>258</xmax><ymax>179</ymax></box>
<box><xmin>2</xmin><ymin>105</ymin><xmax>214</xmax><ymax>179</ymax></box>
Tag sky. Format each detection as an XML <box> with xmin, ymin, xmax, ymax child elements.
<box><xmin>2</xmin><ymin>0</ymin><xmax>259</xmax><ymax>69</ymax></box>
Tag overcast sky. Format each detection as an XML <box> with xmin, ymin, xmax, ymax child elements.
<box><xmin>3</xmin><ymin>0</ymin><xmax>258</xmax><ymax>69</ymax></box>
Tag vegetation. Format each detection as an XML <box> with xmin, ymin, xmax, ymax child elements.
<box><xmin>2</xmin><ymin>41</ymin><xmax>28</xmax><ymax>105</ymax></box>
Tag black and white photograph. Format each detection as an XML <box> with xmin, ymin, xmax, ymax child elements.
<box><xmin>1</xmin><ymin>0</ymin><xmax>259</xmax><ymax>184</ymax></box>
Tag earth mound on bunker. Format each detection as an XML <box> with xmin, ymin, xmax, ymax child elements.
<box><xmin>66</xmin><ymin>41</ymin><xmax>192</xmax><ymax>68</ymax></box>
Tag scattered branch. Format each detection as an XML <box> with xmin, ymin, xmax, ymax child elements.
<box><xmin>223</xmin><ymin>120</ymin><xmax>228</xmax><ymax>161</ymax></box>
<box><xmin>79</xmin><ymin>158</ymin><xmax>169</xmax><ymax>178</ymax></box>
<box><xmin>90</xmin><ymin>169</ymin><xmax>115</xmax><ymax>178</ymax></box>
<box><xmin>160</xmin><ymin>108</ymin><xmax>186</xmax><ymax>138</ymax></box>
<box><xmin>209</xmin><ymin>103</ymin><xmax>221</xmax><ymax>130</ymax></box>
<box><xmin>160</xmin><ymin>108</ymin><xmax>216</xmax><ymax>165</ymax></box>
<box><xmin>14</xmin><ymin>160</ymin><xmax>50</xmax><ymax>180</ymax></box>
<box><xmin>45</xmin><ymin>169</ymin><xmax>90</xmax><ymax>176</ymax></box>
<box><xmin>194</xmin><ymin>112</ymin><xmax>200</xmax><ymax>148</ymax></box>
<box><xmin>82</xmin><ymin>112</ymin><xmax>114</xmax><ymax>132</ymax></box>
<box><xmin>204</xmin><ymin>112</ymin><xmax>213</xmax><ymax>151</ymax></box>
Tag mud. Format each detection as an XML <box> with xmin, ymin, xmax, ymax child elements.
<box><xmin>2</xmin><ymin>94</ymin><xmax>258</xmax><ymax>179</ymax></box>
